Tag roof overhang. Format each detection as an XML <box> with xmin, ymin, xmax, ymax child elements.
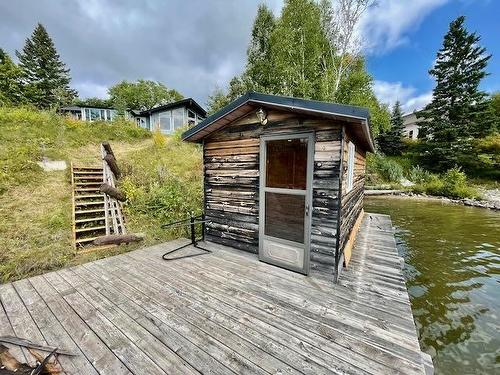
<box><xmin>182</xmin><ymin>92</ymin><xmax>375</xmax><ymax>152</ymax></box>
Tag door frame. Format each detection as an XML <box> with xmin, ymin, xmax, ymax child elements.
<box><xmin>258</xmin><ymin>132</ymin><xmax>315</xmax><ymax>275</ymax></box>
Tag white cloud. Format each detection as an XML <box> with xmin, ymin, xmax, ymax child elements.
<box><xmin>373</xmin><ymin>80</ymin><xmax>431</xmax><ymax>112</ymax></box>
<box><xmin>73</xmin><ymin>82</ymin><xmax>109</xmax><ymax>99</ymax></box>
<box><xmin>360</xmin><ymin>0</ymin><xmax>448</xmax><ymax>53</ymax></box>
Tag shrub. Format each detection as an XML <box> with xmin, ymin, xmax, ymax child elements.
<box><xmin>407</xmin><ymin>166</ymin><xmax>434</xmax><ymax>184</ymax></box>
<box><xmin>367</xmin><ymin>154</ymin><xmax>404</xmax><ymax>183</ymax></box>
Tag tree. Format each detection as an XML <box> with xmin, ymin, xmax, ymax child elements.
<box><xmin>377</xmin><ymin>101</ymin><xmax>405</xmax><ymax>155</ymax></box>
<box><xmin>488</xmin><ymin>92</ymin><xmax>500</xmax><ymax>133</ymax></box>
<box><xmin>108</xmin><ymin>79</ymin><xmax>183</xmax><ymax>111</ymax></box>
<box><xmin>72</xmin><ymin>97</ymin><xmax>114</xmax><ymax>108</ymax></box>
<box><xmin>245</xmin><ymin>4</ymin><xmax>276</xmax><ymax>91</ymax></box>
<box><xmin>207</xmin><ymin>0</ymin><xmax>389</xmax><ymax>134</ymax></box>
<box><xmin>418</xmin><ymin>16</ymin><xmax>491</xmax><ymax>171</ymax></box>
<box><xmin>16</xmin><ymin>23</ymin><xmax>77</xmax><ymax>109</ymax></box>
<box><xmin>320</xmin><ymin>0</ymin><xmax>375</xmax><ymax>100</ymax></box>
<box><xmin>0</xmin><ymin>48</ymin><xmax>24</xmax><ymax>106</ymax></box>
<box><xmin>269</xmin><ymin>0</ymin><xmax>330</xmax><ymax>99</ymax></box>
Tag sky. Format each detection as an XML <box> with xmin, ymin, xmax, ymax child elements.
<box><xmin>0</xmin><ymin>0</ymin><xmax>499</xmax><ymax>114</ymax></box>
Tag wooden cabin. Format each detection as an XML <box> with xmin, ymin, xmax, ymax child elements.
<box><xmin>182</xmin><ymin>92</ymin><xmax>374</xmax><ymax>281</ymax></box>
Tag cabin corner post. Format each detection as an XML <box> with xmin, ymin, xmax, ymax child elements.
<box><xmin>333</xmin><ymin>124</ymin><xmax>346</xmax><ymax>282</ymax></box>
<box><xmin>202</xmin><ymin>138</ymin><xmax>207</xmax><ymax>240</ymax></box>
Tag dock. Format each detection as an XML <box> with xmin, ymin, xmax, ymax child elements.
<box><xmin>0</xmin><ymin>213</ymin><xmax>432</xmax><ymax>374</ymax></box>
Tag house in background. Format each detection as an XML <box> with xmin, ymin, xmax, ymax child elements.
<box><xmin>138</xmin><ymin>98</ymin><xmax>206</xmax><ymax>134</ymax></box>
<box><xmin>60</xmin><ymin>105</ymin><xmax>118</xmax><ymax>122</ymax></box>
<box><xmin>61</xmin><ymin>98</ymin><xmax>206</xmax><ymax>135</ymax></box>
<box><xmin>402</xmin><ymin>111</ymin><xmax>422</xmax><ymax>139</ymax></box>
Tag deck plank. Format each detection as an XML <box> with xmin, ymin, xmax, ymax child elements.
<box><xmin>13</xmin><ymin>279</ymin><xmax>98</xmax><ymax>374</ymax></box>
<box><xmin>0</xmin><ymin>212</ymin><xmax>430</xmax><ymax>375</ymax></box>
<box><xmin>29</xmin><ymin>274</ymin><xmax>132</xmax><ymax>375</ymax></box>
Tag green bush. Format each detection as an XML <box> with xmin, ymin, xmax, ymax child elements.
<box><xmin>406</xmin><ymin>165</ymin><xmax>434</xmax><ymax>184</ymax></box>
<box><xmin>412</xmin><ymin>167</ymin><xmax>479</xmax><ymax>199</ymax></box>
<box><xmin>367</xmin><ymin>154</ymin><xmax>404</xmax><ymax>183</ymax></box>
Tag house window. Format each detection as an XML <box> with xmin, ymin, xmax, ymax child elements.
<box><xmin>172</xmin><ymin>108</ymin><xmax>184</xmax><ymax>129</ymax></box>
<box><xmin>159</xmin><ymin>111</ymin><xmax>172</xmax><ymax>133</ymax></box>
<box><xmin>346</xmin><ymin>141</ymin><xmax>355</xmax><ymax>193</ymax></box>
<box><xmin>409</xmin><ymin>130</ymin><xmax>414</xmax><ymax>139</ymax></box>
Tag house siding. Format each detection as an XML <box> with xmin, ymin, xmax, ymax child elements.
<box><xmin>203</xmin><ymin>110</ymin><xmax>343</xmax><ymax>277</ymax></box>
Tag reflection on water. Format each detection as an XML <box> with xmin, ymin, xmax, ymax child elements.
<box><xmin>364</xmin><ymin>197</ymin><xmax>500</xmax><ymax>375</ymax></box>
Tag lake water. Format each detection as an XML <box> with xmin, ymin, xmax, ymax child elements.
<box><xmin>364</xmin><ymin>197</ymin><xmax>500</xmax><ymax>375</ymax></box>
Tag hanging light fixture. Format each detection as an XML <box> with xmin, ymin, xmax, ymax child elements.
<box><xmin>256</xmin><ymin>108</ymin><xmax>268</xmax><ymax>125</ymax></box>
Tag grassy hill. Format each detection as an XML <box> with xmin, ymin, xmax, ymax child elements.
<box><xmin>0</xmin><ymin>107</ymin><xmax>203</xmax><ymax>282</ymax></box>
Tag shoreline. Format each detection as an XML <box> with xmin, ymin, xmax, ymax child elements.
<box><xmin>365</xmin><ymin>190</ymin><xmax>500</xmax><ymax>210</ymax></box>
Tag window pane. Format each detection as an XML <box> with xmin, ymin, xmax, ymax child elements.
<box><xmin>159</xmin><ymin>111</ymin><xmax>171</xmax><ymax>133</ymax></box>
<box><xmin>173</xmin><ymin>108</ymin><xmax>184</xmax><ymax>129</ymax></box>
<box><xmin>265</xmin><ymin>192</ymin><xmax>305</xmax><ymax>243</ymax></box>
<box><xmin>266</xmin><ymin>138</ymin><xmax>308</xmax><ymax>189</ymax></box>
<box><xmin>90</xmin><ymin>108</ymin><xmax>100</xmax><ymax>121</ymax></box>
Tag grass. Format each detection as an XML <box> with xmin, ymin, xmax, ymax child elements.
<box><xmin>0</xmin><ymin>107</ymin><xmax>203</xmax><ymax>283</ymax></box>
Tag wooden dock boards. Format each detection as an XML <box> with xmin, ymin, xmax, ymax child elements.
<box><xmin>0</xmin><ymin>213</ymin><xmax>432</xmax><ymax>374</ymax></box>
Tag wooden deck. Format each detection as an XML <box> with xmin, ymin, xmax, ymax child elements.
<box><xmin>0</xmin><ymin>213</ymin><xmax>432</xmax><ymax>374</ymax></box>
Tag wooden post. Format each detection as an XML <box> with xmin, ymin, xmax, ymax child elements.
<box><xmin>93</xmin><ymin>233</ymin><xmax>144</xmax><ymax>246</ymax></box>
<box><xmin>104</xmin><ymin>154</ymin><xmax>121</xmax><ymax>179</ymax></box>
<box><xmin>100</xmin><ymin>183</ymin><xmax>126</xmax><ymax>201</ymax></box>
<box><xmin>102</xmin><ymin>141</ymin><xmax>115</xmax><ymax>158</ymax></box>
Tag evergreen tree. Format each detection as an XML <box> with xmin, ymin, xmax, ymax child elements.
<box><xmin>418</xmin><ymin>16</ymin><xmax>491</xmax><ymax>171</ymax></box>
<box><xmin>245</xmin><ymin>4</ymin><xmax>276</xmax><ymax>91</ymax></box>
<box><xmin>16</xmin><ymin>23</ymin><xmax>77</xmax><ymax>109</ymax></box>
<box><xmin>0</xmin><ymin>48</ymin><xmax>24</xmax><ymax>105</ymax></box>
<box><xmin>377</xmin><ymin>101</ymin><xmax>405</xmax><ymax>155</ymax></box>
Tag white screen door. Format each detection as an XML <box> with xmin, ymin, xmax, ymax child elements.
<box><xmin>259</xmin><ymin>133</ymin><xmax>313</xmax><ymax>274</ymax></box>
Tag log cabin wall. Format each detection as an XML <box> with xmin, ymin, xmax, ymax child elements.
<box><xmin>203</xmin><ymin>109</ymin><xmax>343</xmax><ymax>276</ymax></box>
<box><xmin>338</xmin><ymin>126</ymin><xmax>367</xmax><ymax>264</ymax></box>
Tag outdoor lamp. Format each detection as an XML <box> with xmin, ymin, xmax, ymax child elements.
<box><xmin>256</xmin><ymin>108</ymin><xmax>268</xmax><ymax>125</ymax></box>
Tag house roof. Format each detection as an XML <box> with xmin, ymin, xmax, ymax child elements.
<box><xmin>138</xmin><ymin>98</ymin><xmax>207</xmax><ymax>117</ymax></box>
<box><xmin>61</xmin><ymin>104</ymin><xmax>116</xmax><ymax>110</ymax></box>
<box><xmin>182</xmin><ymin>92</ymin><xmax>374</xmax><ymax>152</ymax></box>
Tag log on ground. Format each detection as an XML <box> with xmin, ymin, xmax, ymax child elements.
<box><xmin>93</xmin><ymin>234</ymin><xmax>144</xmax><ymax>246</ymax></box>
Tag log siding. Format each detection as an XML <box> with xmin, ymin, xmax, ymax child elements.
<box><xmin>338</xmin><ymin>127</ymin><xmax>367</xmax><ymax>266</ymax></box>
<box><xmin>203</xmin><ymin>110</ymin><xmax>343</xmax><ymax>277</ymax></box>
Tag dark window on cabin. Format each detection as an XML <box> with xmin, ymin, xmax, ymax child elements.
<box><xmin>265</xmin><ymin>139</ymin><xmax>307</xmax><ymax>190</ymax></box>
<box><xmin>409</xmin><ymin>130</ymin><xmax>414</xmax><ymax>138</ymax></box>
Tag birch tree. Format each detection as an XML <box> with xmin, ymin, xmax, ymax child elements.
<box><xmin>320</xmin><ymin>0</ymin><xmax>375</xmax><ymax>100</ymax></box>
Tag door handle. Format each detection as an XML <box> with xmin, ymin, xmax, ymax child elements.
<box><xmin>305</xmin><ymin>203</ymin><xmax>310</xmax><ymax>217</ymax></box>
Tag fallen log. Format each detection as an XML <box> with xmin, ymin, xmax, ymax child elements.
<box><xmin>104</xmin><ymin>154</ymin><xmax>121</xmax><ymax>179</ymax></box>
<box><xmin>93</xmin><ymin>234</ymin><xmax>144</xmax><ymax>246</ymax></box>
<box><xmin>99</xmin><ymin>183</ymin><xmax>126</xmax><ymax>201</ymax></box>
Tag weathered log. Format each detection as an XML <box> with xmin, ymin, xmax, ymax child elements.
<box><xmin>93</xmin><ymin>233</ymin><xmax>144</xmax><ymax>246</ymax></box>
<box><xmin>102</xmin><ymin>141</ymin><xmax>115</xmax><ymax>157</ymax></box>
<box><xmin>104</xmin><ymin>154</ymin><xmax>121</xmax><ymax>179</ymax></box>
<box><xmin>99</xmin><ymin>183</ymin><xmax>126</xmax><ymax>201</ymax></box>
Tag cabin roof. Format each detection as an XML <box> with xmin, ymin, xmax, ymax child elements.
<box><xmin>182</xmin><ymin>91</ymin><xmax>374</xmax><ymax>152</ymax></box>
<box><xmin>139</xmin><ymin>98</ymin><xmax>207</xmax><ymax>117</ymax></box>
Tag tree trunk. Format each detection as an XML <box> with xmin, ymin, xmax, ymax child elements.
<box><xmin>99</xmin><ymin>183</ymin><xmax>126</xmax><ymax>201</ymax></box>
<box><xmin>93</xmin><ymin>234</ymin><xmax>144</xmax><ymax>246</ymax></box>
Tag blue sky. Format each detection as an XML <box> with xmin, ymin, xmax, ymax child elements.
<box><xmin>365</xmin><ymin>0</ymin><xmax>500</xmax><ymax>113</ymax></box>
<box><xmin>1</xmin><ymin>0</ymin><xmax>498</xmax><ymax>112</ymax></box>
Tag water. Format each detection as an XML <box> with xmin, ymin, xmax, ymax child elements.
<box><xmin>364</xmin><ymin>197</ymin><xmax>500</xmax><ymax>374</ymax></box>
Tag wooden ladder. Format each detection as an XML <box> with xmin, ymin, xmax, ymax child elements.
<box><xmin>71</xmin><ymin>151</ymin><xmax>126</xmax><ymax>250</ymax></box>
<box><xmin>71</xmin><ymin>164</ymin><xmax>107</xmax><ymax>249</ymax></box>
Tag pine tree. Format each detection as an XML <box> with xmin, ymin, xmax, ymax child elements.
<box><xmin>418</xmin><ymin>16</ymin><xmax>491</xmax><ymax>171</ymax></box>
<box><xmin>16</xmin><ymin>23</ymin><xmax>77</xmax><ymax>109</ymax></box>
<box><xmin>377</xmin><ymin>101</ymin><xmax>405</xmax><ymax>155</ymax></box>
<box><xmin>0</xmin><ymin>48</ymin><xmax>24</xmax><ymax>105</ymax></box>
<box><xmin>245</xmin><ymin>4</ymin><xmax>276</xmax><ymax>91</ymax></box>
